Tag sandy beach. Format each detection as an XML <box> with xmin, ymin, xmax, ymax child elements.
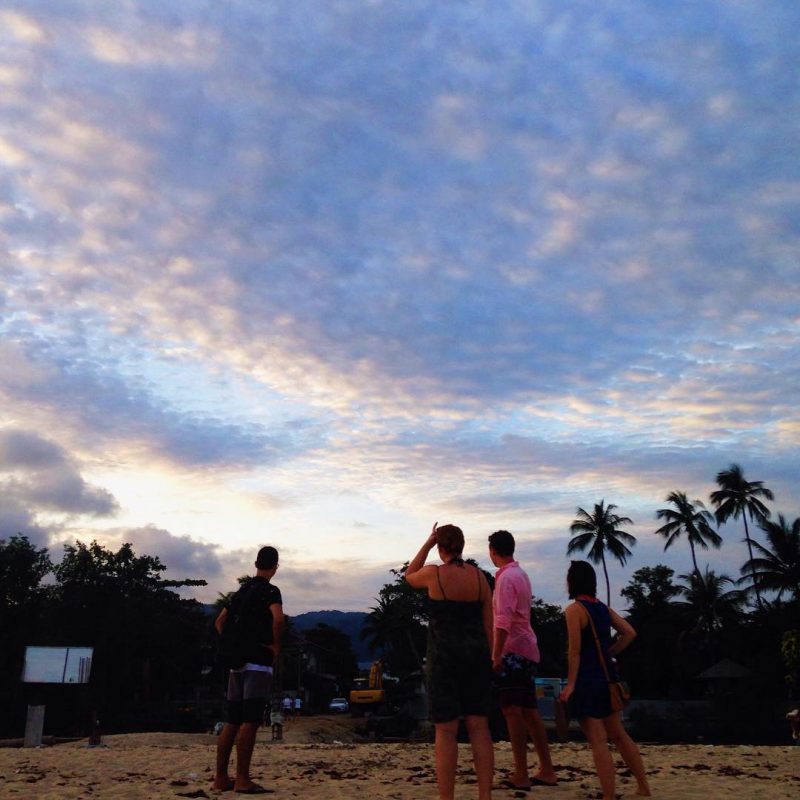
<box><xmin>0</xmin><ymin>717</ymin><xmax>796</xmax><ymax>799</ymax></box>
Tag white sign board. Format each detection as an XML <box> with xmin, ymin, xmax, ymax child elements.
<box><xmin>22</xmin><ymin>646</ymin><xmax>94</xmax><ymax>684</ymax></box>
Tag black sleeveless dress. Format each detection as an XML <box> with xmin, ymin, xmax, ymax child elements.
<box><xmin>572</xmin><ymin>599</ymin><xmax>615</xmax><ymax>719</ymax></box>
<box><xmin>426</xmin><ymin>565</ymin><xmax>492</xmax><ymax>723</ymax></box>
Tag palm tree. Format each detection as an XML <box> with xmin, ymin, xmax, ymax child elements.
<box><xmin>710</xmin><ymin>464</ymin><xmax>774</xmax><ymax>607</ymax></box>
<box><xmin>740</xmin><ymin>514</ymin><xmax>800</xmax><ymax>604</ymax></box>
<box><xmin>674</xmin><ymin>567</ymin><xmax>745</xmax><ymax>645</ymax></box>
<box><xmin>360</xmin><ymin>597</ymin><xmax>397</xmax><ymax>656</ymax></box>
<box><xmin>361</xmin><ymin>595</ymin><xmax>424</xmax><ymax>672</ymax></box>
<box><xmin>567</xmin><ymin>500</ymin><xmax>636</xmax><ymax>605</ymax></box>
<box><xmin>655</xmin><ymin>491</ymin><xmax>721</xmax><ymax>575</ymax></box>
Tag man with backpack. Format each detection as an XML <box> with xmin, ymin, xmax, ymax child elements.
<box><xmin>213</xmin><ymin>546</ymin><xmax>283</xmax><ymax>794</ymax></box>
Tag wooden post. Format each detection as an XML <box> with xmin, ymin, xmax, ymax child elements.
<box><xmin>88</xmin><ymin>710</ymin><xmax>102</xmax><ymax>747</ymax></box>
<box><xmin>24</xmin><ymin>705</ymin><xmax>46</xmax><ymax>747</ymax></box>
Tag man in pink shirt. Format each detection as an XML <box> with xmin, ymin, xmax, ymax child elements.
<box><xmin>489</xmin><ymin>530</ymin><xmax>557</xmax><ymax>789</ymax></box>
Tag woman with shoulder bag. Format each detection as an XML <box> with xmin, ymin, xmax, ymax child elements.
<box><xmin>559</xmin><ymin>561</ymin><xmax>651</xmax><ymax>799</ymax></box>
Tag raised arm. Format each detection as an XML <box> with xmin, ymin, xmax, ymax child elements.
<box><xmin>405</xmin><ymin>522</ymin><xmax>439</xmax><ymax>590</ymax></box>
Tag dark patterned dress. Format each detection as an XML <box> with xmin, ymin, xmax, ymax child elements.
<box><xmin>426</xmin><ymin>566</ymin><xmax>492</xmax><ymax>723</ymax></box>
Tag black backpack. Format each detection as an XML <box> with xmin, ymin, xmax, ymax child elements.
<box><xmin>217</xmin><ymin>579</ymin><xmax>277</xmax><ymax>670</ymax></box>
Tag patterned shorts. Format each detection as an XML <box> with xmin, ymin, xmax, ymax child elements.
<box><xmin>494</xmin><ymin>653</ymin><xmax>538</xmax><ymax>709</ymax></box>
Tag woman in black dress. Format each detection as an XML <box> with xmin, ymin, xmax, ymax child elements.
<box><xmin>559</xmin><ymin>561</ymin><xmax>651</xmax><ymax>800</ymax></box>
<box><xmin>406</xmin><ymin>523</ymin><xmax>494</xmax><ymax>800</ymax></box>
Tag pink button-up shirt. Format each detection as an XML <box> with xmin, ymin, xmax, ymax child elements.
<box><xmin>493</xmin><ymin>561</ymin><xmax>540</xmax><ymax>663</ymax></box>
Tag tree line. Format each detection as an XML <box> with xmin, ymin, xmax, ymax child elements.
<box><xmin>0</xmin><ymin>538</ymin><xmax>211</xmax><ymax>737</ymax></box>
<box><xmin>566</xmin><ymin>463</ymin><xmax>793</xmax><ymax>606</ymax></box>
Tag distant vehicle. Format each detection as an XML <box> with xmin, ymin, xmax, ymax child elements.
<box><xmin>349</xmin><ymin>660</ymin><xmax>386</xmax><ymax>716</ymax></box>
<box><xmin>328</xmin><ymin>697</ymin><xmax>349</xmax><ymax>714</ymax></box>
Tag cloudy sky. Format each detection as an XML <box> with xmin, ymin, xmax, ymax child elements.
<box><xmin>1</xmin><ymin>1</ymin><xmax>798</xmax><ymax>614</ymax></box>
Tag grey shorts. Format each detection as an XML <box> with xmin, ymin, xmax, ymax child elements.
<box><xmin>225</xmin><ymin>669</ymin><xmax>272</xmax><ymax>724</ymax></box>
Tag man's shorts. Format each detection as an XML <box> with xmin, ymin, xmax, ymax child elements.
<box><xmin>225</xmin><ymin>669</ymin><xmax>272</xmax><ymax>724</ymax></box>
<box><xmin>494</xmin><ymin>653</ymin><xmax>539</xmax><ymax>709</ymax></box>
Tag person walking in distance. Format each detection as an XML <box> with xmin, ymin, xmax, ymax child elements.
<box><xmin>213</xmin><ymin>546</ymin><xmax>283</xmax><ymax>794</ymax></box>
<box><xmin>488</xmin><ymin>530</ymin><xmax>557</xmax><ymax>789</ymax></box>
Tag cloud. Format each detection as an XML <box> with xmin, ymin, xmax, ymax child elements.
<box><xmin>0</xmin><ymin>498</ymin><xmax>49</xmax><ymax>546</ymax></box>
<box><xmin>0</xmin><ymin>339</ymin><xmax>320</xmax><ymax>469</ymax></box>
<box><xmin>0</xmin><ymin>428</ymin><xmax>118</xmax><ymax>518</ymax></box>
<box><xmin>3</xmin><ymin>2</ymin><xmax>798</xmax><ymax>420</ymax></box>
<box><xmin>0</xmin><ymin>1</ymin><xmax>797</xmax><ymax>612</ymax></box>
<box><xmin>108</xmin><ymin>525</ymin><xmax>225</xmax><ymax>581</ymax></box>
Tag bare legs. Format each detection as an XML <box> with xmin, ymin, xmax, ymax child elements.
<box><xmin>434</xmin><ymin>716</ymin><xmax>494</xmax><ymax>800</ymax></box>
<box><xmin>604</xmin><ymin>714</ymin><xmax>651</xmax><ymax>797</ymax></box>
<box><xmin>213</xmin><ymin>722</ymin><xmax>238</xmax><ymax>791</ymax></box>
<box><xmin>234</xmin><ymin>722</ymin><xmax>260</xmax><ymax>790</ymax></box>
<box><xmin>580</xmin><ymin>718</ymin><xmax>616</xmax><ymax>800</ymax></box>
<box><xmin>579</xmin><ymin>713</ymin><xmax>651</xmax><ymax>800</ymax></box>
<box><xmin>501</xmin><ymin>705</ymin><xmax>557</xmax><ymax>786</ymax></box>
<box><xmin>434</xmin><ymin>720</ymin><xmax>459</xmax><ymax>800</ymax></box>
<box><xmin>465</xmin><ymin>715</ymin><xmax>494</xmax><ymax>800</ymax></box>
<box><xmin>213</xmin><ymin>721</ymin><xmax>261</xmax><ymax>792</ymax></box>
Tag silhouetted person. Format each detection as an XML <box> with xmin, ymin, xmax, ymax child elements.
<box><xmin>213</xmin><ymin>546</ymin><xmax>283</xmax><ymax>794</ymax></box>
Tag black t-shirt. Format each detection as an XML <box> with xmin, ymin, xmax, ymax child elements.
<box><xmin>227</xmin><ymin>576</ymin><xmax>282</xmax><ymax>666</ymax></box>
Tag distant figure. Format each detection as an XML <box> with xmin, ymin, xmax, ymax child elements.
<box><xmin>406</xmin><ymin>522</ymin><xmax>494</xmax><ymax>800</ymax></box>
<box><xmin>559</xmin><ymin>561</ymin><xmax>650</xmax><ymax>800</ymax></box>
<box><xmin>488</xmin><ymin>530</ymin><xmax>557</xmax><ymax>789</ymax></box>
<box><xmin>213</xmin><ymin>546</ymin><xmax>283</xmax><ymax>794</ymax></box>
<box><xmin>787</xmin><ymin>708</ymin><xmax>800</xmax><ymax>743</ymax></box>
<box><xmin>282</xmin><ymin>695</ymin><xmax>293</xmax><ymax>719</ymax></box>
<box><xmin>293</xmin><ymin>695</ymin><xmax>302</xmax><ymax>718</ymax></box>
<box><xmin>269</xmin><ymin>699</ymin><xmax>284</xmax><ymax>741</ymax></box>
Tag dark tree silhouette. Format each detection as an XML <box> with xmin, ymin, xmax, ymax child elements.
<box><xmin>620</xmin><ymin>565</ymin><xmax>681</xmax><ymax>620</ymax></box>
<box><xmin>568</xmin><ymin>500</ymin><xmax>636</xmax><ymax>605</ymax></box>
<box><xmin>674</xmin><ymin>567</ymin><xmax>745</xmax><ymax>642</ymax></box>
<box><xmin>48</xmin><ymin>540</ymin><xmax>208</xmax><ymax>727</ymax></box>
<box><xmin>655</xmin><ymin>491</ymin><xmax>721</xmax><ymax>575</ymax></box>
<box><xmin>742</xmin><ymin>514</ymin><xmax>800</xmax><ymax>604</ymax></box>
<box><xmin>710</xmin><ymin>464</ymin><xmax>774</xmax><ymax>607</ymax></box>
<box><xmin>0</xmin><ymin>534</ymin><xmax>51</xmax><ymax>608</ymax></box>
<box><xmin>361</xmin><ymin>563</ymin><xmax>427</xmax><ymax>676</ymax></box>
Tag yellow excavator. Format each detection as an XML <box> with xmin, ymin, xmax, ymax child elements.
<box><xmin>348</xmin><ymin>660</ymin><xmax>386</xmax><ymax>716</ymax></box>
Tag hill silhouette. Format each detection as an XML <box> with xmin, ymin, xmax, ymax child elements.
<box><xmin>292</xmin><ymin>610</ymin><xmax>370</xmax><ymax>661</ymax></box>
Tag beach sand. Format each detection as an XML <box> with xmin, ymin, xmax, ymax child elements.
<box><xmin>0</xmin><ymin>716</ymin><xmax>796</xmax><ymax>799</ymax></box>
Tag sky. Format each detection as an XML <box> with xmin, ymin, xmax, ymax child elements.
<box><xmin>1</xmin><ymin>1</ymin><xmax>798</xmax><ymax>616</ymax></box>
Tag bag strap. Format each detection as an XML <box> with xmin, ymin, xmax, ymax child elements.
<box><xmin>578</xmin><ymin>602</ymin><xmax>613</xmax><ymax>684</ymax></box>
